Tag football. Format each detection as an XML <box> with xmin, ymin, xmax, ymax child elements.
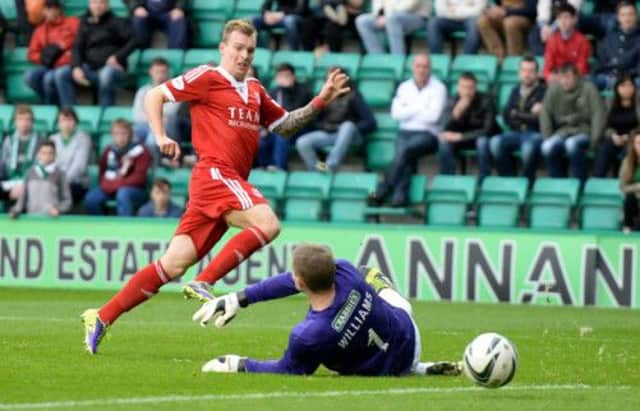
<box><xmin>462</xmin><ymin>332</ymin><xmax>518</xmax><ymax>388</ymax></box>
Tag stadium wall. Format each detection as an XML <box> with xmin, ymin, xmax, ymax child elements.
<box><xmin>0</xmin><ymin>216</ymin><xmax>638</xmax><ymax>309</ymax></box>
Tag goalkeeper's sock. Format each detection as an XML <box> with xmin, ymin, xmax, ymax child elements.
<box><xmin>196</xmin><ymin>225</ymin><xmax>268</xmax><ymax>285</ymax></box>
<box><xmin>99</xmin><ymin>261</ymin><xmax>170</xmax><ymax>325</ymax></box>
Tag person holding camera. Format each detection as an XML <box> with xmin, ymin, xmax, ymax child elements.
<box><xmin>24</xmin><ymin>0</ymin><xmax>79</xmax><ymax>106</ymax></box>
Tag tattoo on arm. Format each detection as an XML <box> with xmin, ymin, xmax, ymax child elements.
<box><xmin>272</xmin><ymin>103</ymin><xmax>318</xmax><ymax>138</ymax></box>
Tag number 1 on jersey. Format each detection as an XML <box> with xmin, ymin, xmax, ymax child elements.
<box><xmin>368</xmin><ymin>328</ymin><xmax>389</xmax><ymax>352</ymax></box>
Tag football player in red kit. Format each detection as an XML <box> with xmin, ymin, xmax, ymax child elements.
<box><xmin>81</xmin><ymin>19</ymin><xmax>350</xmax><ymax>354</ymax></box>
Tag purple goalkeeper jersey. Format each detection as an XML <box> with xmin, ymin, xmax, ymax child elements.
<box><xmin>243</xmin><ymin>259</ymin><xmax>417</xmax><ymax>376</ymax></box>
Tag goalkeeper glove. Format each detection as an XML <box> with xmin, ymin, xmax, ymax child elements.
<box><xmin>202</xmin><ymin>355</ymin><xmax>247</xmax><ymax>373</ymax></box>
<box><xmin>192</xmin><ymin>291</ymin><xmax>246</xmax><ymax>328</ymax></box>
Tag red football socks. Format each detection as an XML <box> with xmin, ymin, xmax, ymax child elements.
<box><xmin>99</xmin><ymin>260</ymin><xmax>170</xmax><ymax>325</ymax></box>
<box><xmin>195</xmin><ymin>225</ymin><xmax>268</xmax><ymax>285</ymax></box>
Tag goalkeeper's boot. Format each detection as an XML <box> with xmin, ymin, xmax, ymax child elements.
<box><xmin>81</xmin><ymin>309</ymin><xmax>108</xmax><ymax>355</ymax></box>
<box><xmin>182</xmin><ymin>280</ymin><xmax>214</xmax><ymax>303</ymax></box>
<box><xmin>424</xmin><ymin>361</ymin><xmax>463</xmax><ymax>376</ymax></box>
<box><xmin>362</xmin><ymin>266</ymin><xmax>396</xmax><ymax>294</ymax></box>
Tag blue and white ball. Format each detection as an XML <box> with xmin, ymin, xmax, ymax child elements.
<box><xmin>462</xmin><ymin>332</ymin><xmax>518</xmax><ymax>388</ymax></box>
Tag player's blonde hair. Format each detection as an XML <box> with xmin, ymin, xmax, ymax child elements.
<box><xmin>222</xmin><ymin>19</ymin><xmax>257</xmax><ymax>42</ymax></box>
<box><xmin>293</xmin><ymin>243</ymin><xmax>336</xmax><ymax>292</ymax></box>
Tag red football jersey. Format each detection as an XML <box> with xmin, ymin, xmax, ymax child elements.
<box><xmin>161</xmin><ymin>65</ymin><xmax>288</xmax><ymax>178</ymax></box>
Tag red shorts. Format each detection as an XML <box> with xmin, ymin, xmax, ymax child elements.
<box><xmin>174</xmin><ymin>165</ymin><xmax>268</xmax><ymax>259</ymax></box>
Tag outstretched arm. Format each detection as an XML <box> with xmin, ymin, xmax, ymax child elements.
<box><xmin>273</xmin><ymin>69</ymin><xmax>351</xmax><ymax>138</ymax></box>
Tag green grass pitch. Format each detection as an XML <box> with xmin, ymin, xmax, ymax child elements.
<box><xmin>1</xmin><ymin>288</ymin><xmax>639</xmax><ymax>411</ymax></box>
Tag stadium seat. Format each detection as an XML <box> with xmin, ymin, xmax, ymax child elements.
<box><xmin>497</xmin><ymin>56</ymin><xmax>522</xmax><ymax>86</ymax></box>
<box><xmin>270</xmin><ymin>51</ymin><xmax>315</xmax><ymax>83</ymax></box>
<box><xmin>136</xmin><ymin>49</ymin><xmax>185</xmax><ymax>87</ymax></box>
<box><xmin>366</xmin><ymin>140</ymin><xmax>395</xmax><ymax>171</ymax></box>
<box><xmin>330</xmin><ymin>200</ymin><xmax>368</xmax><ymax>223</ymax></box>
<box><xmin>252</xmin><ymin>48</ymin><xmax>272</xmax><ymax>81</ymax></box>
<box><xmin>87</xmin><ymin>164</ymin><xmax>99</xmax><ymax>188</ymax></box>
<box><xmin>359</xmin><ymin>54</ymin><xmax>405</xmax><ymax>82</ymax></box>
<box><xmin>358</xmin><ymin>79</ymin><xmax>396</xmax><ymax>109</ymax></box>
<box><xmin>4</xmin><ymin>48</ymin><xmax>39</xmax><ymax>103</ymax></box>
<box><xmin>528</xmin><ymin>178</ymin><xmax>580</xmax><ymax>229</ymax></box>
<box><xmin>110</xmin><ymin>0</ymin><xmax>128</xmax><ymax>16</ymax></box>
<box><xmin>449</xmin><ymin>54</ymin><xmax>498</xmax><ymax>93</ymax></box>
<box><xmin>313</xmin><ymin>52</ymin><xmax>361</xmax><ymax>80</ymax></box>
<box><xmin>369</xmin><ymin>112</ymin><xmax>398</xmax><ymax>141</ymax></box>
<box><xmin>498</xmin><ymin>83</ymin><xmax>514</xmax><ymax>111</ymax></box>
<box><xmin>0</xmin><ymin>105</ymin><xmax>15</xmax><ymax>135</ymax></box>
<box><xmin>404</xmin><ymin>53</ymin><xmax>450</xmax><ymax>83</ymax></box>
<box><xmin>0</xmin><ymin>0</ymin><xmax>17</xmax><ymax>20</ymax></box>
<box><xmin>284</xmin><ymin>171</ymin><xmax>332</xmax><ymax>199</ymax></box>
<box><xmin>189</xmin><ymin>0</ymin><xmax>236</xmax><ymax>20</ymax></box>
<box><xmin>183</xmin><ymin>49</ymin><xmax>220</xmax><ymax>71</ymax></box>
<box><xmin>232</xmin><ymin>0</ymin><xmax>262</xmax><ymax>19</ymax></box>
<box><xmin>330</xmin><ymin>172</ymin><xmax>378</xmax><ymax>200</ymax></box>
<box><xmin>31</xmin><ymin>105</ymin><xmax>59</xmax><ymax>135</ymax></box>
<box><xmin>579</xmin><ymin>178</ymin><xmax>623</xmax><ymax>231</ymax></box>
<box><xmin>97</xmin><ymin>133</ymin><xmax>112</xmax><ymax>156</ymax></box>
<box><xmin>364</xmin><ymin>174</ymin><xmax>427</xmax><ymax>218</ymax></box>
<box><xmin>73</xmin><ymin>105</ymin><xmax>104</xmax><ymax>136</ymax></box>
<box><xmin>192</xmin><ymin>19</ymin><xmax>225</xmax><ymax>48</ymax></box>
<box><xmin>477</xmin><ymin>177</ymin><xmax>528</xmax><ymax>227</ymax></box>
<box><xmin>425</xmin><ymin>175</ymin><xmax>476</xmax><ymax>226</ymax></box>
<box><xmin>248</xmin><ymin>169</ymin><xmax>287</xmax><ymax>210</ymax></box>
<box><xmin>98</xmin><ymin>107</ymin><xmax>133</xmax><ymax>134</ymax></box>
<box><xmin>284</xmin><ymin>198</ymin><xmax>323</xmax><ymax>222</ymax></box>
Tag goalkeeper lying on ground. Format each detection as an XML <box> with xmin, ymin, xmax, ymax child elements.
<box><xmin>193</xmin><ymin>243</ymin><xmax>461</xmax><ymax>377</ymax></box>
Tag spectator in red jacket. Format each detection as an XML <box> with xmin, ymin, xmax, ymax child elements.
<box><xmin>542</xmin><ymin>2</ymin><xmax>590</xmax><ymax>83</ymax></box>
<box><xmin>84</xmin><ymin>119</ymin><xmax>151</xmax><ymax>216</ymax></box>
<box><xmin>24</xmin><ymin>0</ymin><xmax>79</xmax><ymax>106</ymax></box>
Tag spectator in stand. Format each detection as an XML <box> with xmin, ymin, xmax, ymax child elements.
<box><xmin>132</xmin><ymin>57</ymin><xmax>182</xmax><ymax>167</ymax></box>
<box><xmin>316</xmin><ymin>0</ymin><xmax>365</xmax><ymax>53</ymax></box>
<box><xmin>15</xmin><ymin>0</ymin><xmax>46</xmax><ymax>45</ymax></box>
<box><xmin>84</xmin><ymin>119</ymin><xmax>151</xmax><ymax>216</ymax></box>
<box><xmin>427</xmin><ymin>0</ymin><xmax>485</xmax><ymax>55</ymax></box>
<box><xmin>540</xmin><ymin>63</ymin><xmax>605</xmax><ymax>182</ymax></box>
<box><xmin>370</xmin><ymin>54</ymin><xmax>447</xmax><ymax>207</ymax></box>
<box><xmin>438</xmin><ymin>72</ymin><xmax>498</xmax><ymax>181</ymax></box>
<box><xmin>528</xmin><ymin>0</ymin><xmax>583</xmax><ymax>56</ymax></box>
<box><xmin>128</xmin><ymin>0</ymin><xmax>187</xmax><ymax>49</ymax></box>
<box><xmin>620</xmin><ymin>129</ymin><xmax>640</xmax><ymax>232</ymax></box>
<box><xmin>137</xmin><ymin>177</ymin><xmax>183</xmax><ymax>218</ymax></box>
<box><xmin>542</xmin><ymin>2</ymin><xmax>590</xmax><ymax>83</ymax></box>
<box><xmin>591</xmin><ymin>1</ymin><xmax>640</xmax><ymax>91</ymax></box>
<box><xmin>49</xmin><ymin>107</ymin><xmax>91</xmax><ymax>206</ymax></box>
<box><xmin>489</xmin><ymin>56</ymin><xmax>545</xmax><ymax>183</ymax></box>
<box><xmin>355</xmin><ymin>0</ymin><xmax>430</xmax><ymax>55</ymax></box>
<box><xmin>476</xmin><ymin>0</ymin><xmax>536</xmax><ymax>61</ymax></box>
<box><xmin>578</xmin><ymin>0</ymin><xmax>621</xmax><ymax>40</ymax></box>
<box><xmin>0</xmin><ymin>105</ymin><xmax>42</xmax><ymax>205</ymax></box>
<box><xmin>295</xmin><ymin>68</ymin><xmax>376</xmax><ymax>172</ymax></box>
<box><xmin>9</xmin><ymin>140</ymin><xmax>71</xmax><ymax>218</ymax></box>
<box><xmin>593</xmin><ymin>74</ymin><xmax>640</xmax><ymax>177</ymax></box>
<box><xmin>257</xmin><ymin>63</ymin><xmax>312</xmax><ymax>171</ymax></box>
<box><xmin>252</xmin><ymin>0</ymin><xmax>310</xmax><ymax>51</ymax></box>
<box><xmin>24</xmin><ymin>0</ymin><xmax>80</xmax><ymax>106</ymax></box>
<box><xmin>60</xmin><ymin>0</ymin><xmax>138</xmax><ymax>107</ymax></box>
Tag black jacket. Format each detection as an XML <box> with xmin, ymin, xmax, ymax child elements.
<box><xmin>444</xmin><ymin>92</ymin><xmax>500</xmax><ymax>141</ymax></box>
<box><xmin>261</xmin><ymin>0</ymin><xmax>310</xmax><ymax>15</ymax></box>
<box><xmin>315</xmin><ymin>89</ymin><xmax>376</xmax><ymax>134</ymax></box>
<box><xmin>269</xmin><ymin>82</ymin><xmax>312</xmax><ymax>111</ymax></box>
<box><xmin>503</xmin><ymin>82</ymin><xmax>547</xmax><ymax>132</ymax></box>
<box><xmin>72</xmin><ymin>10</ymin><xmax>138</xmax><ymax>70</ymax></box>
<box><xmin>126</xmin><ymin>0</ymin><xmax>186</xmax><ymax>13</ymax></box>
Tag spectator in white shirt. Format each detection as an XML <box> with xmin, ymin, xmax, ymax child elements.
<box><xmin>428</xmin><ymin>0</ymin><xmax>485</xmax><ymax>54</ymax></box>
<box><xmin>369</xmin><ymin>54</ymin><xmax>447</xmax><ymax>207</ymax></box>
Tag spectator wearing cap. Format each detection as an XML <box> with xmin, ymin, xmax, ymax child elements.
<box><xmin>128</xmin><ymin>0</ymin><xmax>187</xmax><ymax>49</ymax></box>
<box><xmin>24</xmin><ymin>0</ymin><xmax>80</xmax><ymax>106</ymax></box>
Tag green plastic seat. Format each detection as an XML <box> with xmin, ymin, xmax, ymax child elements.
<box><xmin>330</xmin><ymin>172</ymin><xmax>378</xmax><ymax>200</ymax></box>
<box><xmin>232</xmin><ymin>0</ymin><xmax>263</xmax><ymax>19</ymax></box>
<box><xmin>579</xmin><ymin>178</ymin><xmax>623</xmax><ymax>231</ymax></box>
<box><xmin>284</xmin><ymin>198</ymin><xmax>323</xmax><ymax>222</ymax></box>
<box><xmin>366</xmin><ymin>140</ymin><xmax>395</xmax><ymax>171</ymax></box>
<box><xmin>364</xmin><ymin>175</ymin><xmax>427</xmax><ymax>217</ymax></box>
<box><xmin>5</xmin><ymin>74</ymin><xmax>40</xmax><ymax>103</ymax></box>
<box><xmin>359</xmin><ymin>54</ymin><xmax>405</xmax><ymax>81</ymax></box>
<box><xmin>404</xmin><ymin>53</ymin><xmax>450</xmax><ymax>83</ymax></box>
<box><xmin>0</xmin><ymin>0</ymin><xmax>17</xmax><ymax>20</ymax></box>
<box><xmin>369</xmin><ymin>112</ymin><xmax>398</xmax><ymax>141</ymax></box>
<box><xmin>497</xmin><ymin>56</ymin><xmax>522</xmax><ymax>85</ymax></box>
<box><xmin>477</xmin><ymin>177</ymin><xmax>529</xmax><ymax>227</ymax></box>
<box><xmin>313</xmin><ymin>52</ymin><xmax>361</xmax><ymax>80</ymax></box>
<box><xmin>136</xmin><ymin>49</ymin><xmax>185</xmax><ymax>87</ymax></box>
<box><xmin>252</xmin><ymin>48</ymin><xmax>272</xmax><ymax>81</ymax></box>
<box><xmin>183</xmin><ymin>49</ymin><xmax>220</xmax><ymax>71</ymax></box>
<box><xmin>0</xmin><ymin>105</ymin><xmax>15</xmax><ymax>135</ymax></box>
<box><xmin>284</xmin><ymin>171</ymin><xmax>332</xmax><ymax>199</ymax></box>
<box><xmin>270</xmin><ymin>51</ymin><xmax>315</xmax><ymax>83</ymax></box>
<box><xmin>87</xmin><ymin>164</ymin><xmax>100</xmax><ymax>188</ymax></box>
<box><xmin>330</xmin><ymin>200</ymin><xmax>367</xmax><ymax>223</ymax></box>
<box><xmin>425</xmin><ymin>175</ymin><xmax>477</xmax><ymax>226</ymax></box>
<box><xmin>358</xmin><ymin>79</ymin><xmax>396</xmax><ymax>109</ymax></box>
<box><xmin>31</xmin><ymin>105</ymin><xmax>59</xmax><ymax>135</ymax></box>
<box><xmin>528</xmin><ymin>178</ymin><xmax>580</xmax><ymax>229</ymax></box>
<box><xmin>98</xmin><ymin>107</ymin><xmax>133</xmax><ymax>134</ymax></box>
<box><xmin>97</xmin><ymin>133</ymin><xmax>113</xmax><ymax>157</ymax></box>
<box><xmin>450</xmin><ymin>54</ymin><xmax>498</xmax><ymax>93</ymax></box>
<box><xmin>189</xmin><ymin>0</ymin><xmax>236</xmax><ymax>20</ymax></box>
<box><xmin>248</xmin><ymin>169</ymin><xmax>287</xmax><ymax>210</ymax></box>
<box><xmin>73</xmin><ymin>105</ymin><xmax>103</xmax><ymax>136</ymax></box>
<box><xmin>192</xmin><ymin>19</ymin><xmax>225</xmax><ymax>48</ymax></box>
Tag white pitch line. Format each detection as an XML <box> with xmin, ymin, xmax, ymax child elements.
<box><xmin>0</xmin><ymin>385</ymin><xmax>631</xmax><ymax>410</ymax></box>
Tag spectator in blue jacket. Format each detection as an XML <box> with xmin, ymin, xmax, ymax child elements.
<box><xmin>137</xmin><ymin>177</ymin><xmax>183</xmax><ymax>218</ymax></box>
<box><xmin>591</xmin><ymin>1</ymin><xmax>640</xmax><ymax>90</ymax></box>
<box><xmin>296</xmin><ymin>67</ymin><xmax>376</xmax><ymax>172</ymax></box>
<box><xmin>489</xmin><ymin>56</ymin><xmax>545</xmax><ymax>183</ymax></box>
